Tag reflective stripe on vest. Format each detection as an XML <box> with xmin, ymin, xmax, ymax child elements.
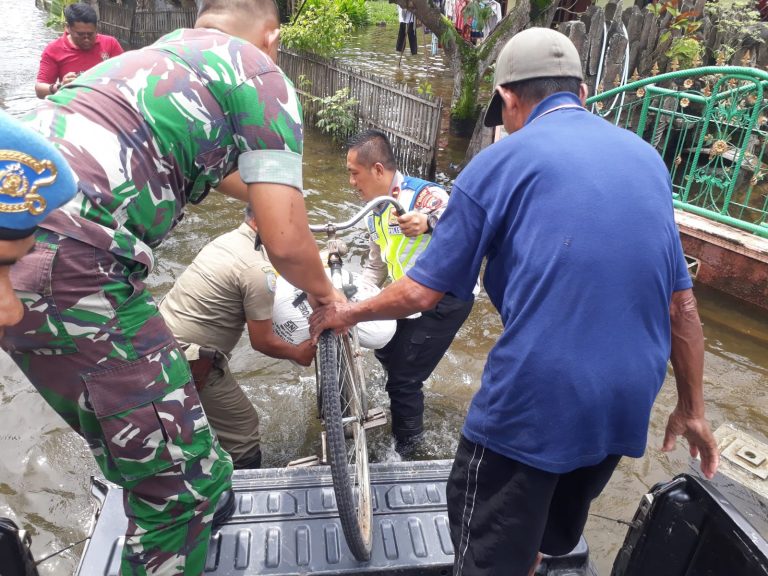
<box><xmin>369</xmin><ymin>176</ymin><xmax>434</xmax><ymax>281</ymax></box>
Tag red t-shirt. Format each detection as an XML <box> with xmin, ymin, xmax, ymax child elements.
<box><xmin>36</xmin><ymin>33</ymin><xmax>123</xmax><ymax>84</ymax></box>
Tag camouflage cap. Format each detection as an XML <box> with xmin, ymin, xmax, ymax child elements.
<box><xmin>0</xmin><ymin>111</ymin><xmax>77</xmax><ymax>240</ymax></box>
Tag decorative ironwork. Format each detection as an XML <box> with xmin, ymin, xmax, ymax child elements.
<box><xmin>651</xmin><ymin>62</ymin><xmax>660</xmax><ymax>76</ymax></box>
<box><xmin>710</xmin><ymin>140</ymin><xmax>729</xmax><ymax>157</ymax></box>
<box><xmin>585</xmin><ymin>67</ymin><xmax>768</xmax><ymax>238</ymax></box>
<box><xmin>741</xmin><ymin>51</ymin><xmax>752</xmax><ymax>67</ymax></box>
<box><xmin>670</xmin><ymin>57</ymin><xmax>680</xmax><ymax>72</ymax></box>
<box><xmin>631</xmin><ymin>69</ymin><xmax>640</xmax><ymax>82</ymax></box>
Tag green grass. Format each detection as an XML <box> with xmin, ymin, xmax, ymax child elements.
<box><xmin>366</xmin><ymin>0</ymin><xmax>399</xmax><ymax>26</ymax></box>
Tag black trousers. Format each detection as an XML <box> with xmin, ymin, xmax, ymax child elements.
<box><xmin>396</xmin><ymin>22</ymin><xmax>418</xmax><ymax>55</ymax></box>
<box><xmin>447</xmin><ymin>435</ymin><xmax>621</xmax><ymax>576</ymax></box>
<box><xmin>375</xmin><ymin>293</ymin><xmax>473</xmax><ymax>436</ymax></box>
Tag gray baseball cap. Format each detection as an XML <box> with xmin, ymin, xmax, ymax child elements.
<box><xmin>484</xmin><ymin>27</ymin><xmax>584</xmax><ymax>127</ymax></box>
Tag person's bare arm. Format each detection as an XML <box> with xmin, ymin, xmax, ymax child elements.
<box><xmin>398</xmin><ymin>185</ymin><xmax>448</xmax><ymax>237</ymax></box>
<box><xmin>662</xmin><ymin>288</ymin><xmax>719</xmax><ymax>479</ymax></box>
<box><xmin>215</xmin><ymin>173</ymin><xmax>342</xmax><ymax>306</ymax></box>
<box><xmin>35</xmin><ymin>50</ymin><xmax>59</xmax><ymax>99</ymax></box>
<box><xmin>309</xmin><ymin>275</ymin><xmax>443</xmax><ymax>340</ymax></box>
<box><xmin>35</xmin><ymin>73</ymin><xmax>80</xmax><ymax>99</ymax></box>
<box><xmin>215</xmin><ymin>171</ymin><xmax>249</xmax><ymax>201</ymax></box>
<box><xmin>248</xmin><ymin>182</ymin><xmax>341</xmax><ymax>306</ymax></box>
<box><xmin>246</xmin><ymin>318</ymin><xmax>316</xmax><ymax>366</ymax></box>
<box><xmin>35</xmin><ymin>82</ymin><xmax>55</xmax><ymax>99</ymax></box>
<box><xmin>397</xmin><ymin>211</ymin><xmax>429</xmax><ymax>236</ymax></box>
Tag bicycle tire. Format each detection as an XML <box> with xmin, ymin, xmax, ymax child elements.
<box><xmin>318</xmin><ymin>330</ymin><xmax>373</xmax><ymax>561</ymax></box>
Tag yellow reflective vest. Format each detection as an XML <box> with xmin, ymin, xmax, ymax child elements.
<box><xmin>366</xmin><ymin>176</ymin><xmax>435</xmax><ymax>281</ymax></box>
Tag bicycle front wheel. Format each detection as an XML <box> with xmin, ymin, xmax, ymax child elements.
<box><xmin>318</xmin><ymin>329</ymin><xmax>373</xmax><ymax>561</ymax></box>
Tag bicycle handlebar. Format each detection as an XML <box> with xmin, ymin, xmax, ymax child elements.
<box><xmin>309</xmin><ymin>196</ymin><xmax>406</xmax><ymax>233</ymax></box>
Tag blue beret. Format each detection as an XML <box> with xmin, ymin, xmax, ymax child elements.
<box><xmin>0</xmin><ymin>111</ymin><xmax>77</xmax><ymax>240</ymax></box>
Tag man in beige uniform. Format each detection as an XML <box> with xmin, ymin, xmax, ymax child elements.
<box><xmin>160</xmin><ymin>209</ymin><xmax>316</xmax><ymax>469</ymax></box>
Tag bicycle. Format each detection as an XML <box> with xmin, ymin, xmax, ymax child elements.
<box><xmin>309</xmin><ymin>195</ymin><xmax>405</xmax><ymax>562</ymax></box>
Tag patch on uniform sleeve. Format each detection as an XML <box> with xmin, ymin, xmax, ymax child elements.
<box><xmin>414</xmin><ymin>188</ymin><xmax>444</xmax><ymax>211</ymax></box>
<box><xmin>263</xmin><ymin>266</ymin><xmax>277</xmax><ymax>293</ymax></box>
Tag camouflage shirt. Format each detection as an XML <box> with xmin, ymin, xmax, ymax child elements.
<box><xmin>23</xmin><ymin>28</ymin><xmax>303</xmax><ymax>270</ymax></box>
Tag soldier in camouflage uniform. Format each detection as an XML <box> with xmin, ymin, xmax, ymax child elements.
<box><xmin>2</xmin><ymin>1</ymin><xmax>341</xmax><ymax>574</ymax></box>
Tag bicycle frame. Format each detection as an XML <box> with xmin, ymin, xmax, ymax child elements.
<box><xmin>310</xmin><ymin>195</ymin><xmax>406</xmax><ymax>291</ymax></box>
<box><xmin>308</xmin><ymin>195</ymin><xmax>405</xmax><ymax>561</ymax></box>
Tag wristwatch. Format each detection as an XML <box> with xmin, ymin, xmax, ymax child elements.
<box><xmin>50</xmin><ymin>81</ymin><xmax>61</xmax><ymax>94</ymax></box>
<box><xmin>426</xmin><ymin>212</ymin><xmax>439</xmax><ymax>234</ymax></box>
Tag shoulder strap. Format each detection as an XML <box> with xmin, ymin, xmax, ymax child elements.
<box><xmin>401</xmin><ymin>176</ymin><xmax>436</xmax><ymax>211</ymax></box>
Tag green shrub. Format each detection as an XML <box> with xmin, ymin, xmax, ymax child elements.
<box><xmin>294</xmin><ymin>0</ymin><xmax>369</xmax><ymax>29</ymax></box>
<box><xmin>365</xmin><ymin>0</ymin><xmax>398</xmax><ymax>26</ymax></box>
<box><xmin>313</xmin><ymin>88</ymin><xmax>359</xmax><ymax>144</ymax></box>
<box><xmin>46</xmin><ymin>0</ymin><xmax>77</xmax><ymax>28</ymax></box>
<box><xmin>647</xmin><ymin>0</ymin><xmax>703</xmax><ymax>69</ymax></box>
<box><xmin>705</xmin><ymin>0</ymin><xmax>763</xmax><ymax>62</ymax></box>
<box><xmin>281</xmin><ymin>3</ymin><xmax>352</xmax><ymax>58</ymax></box>
<box><xmin>417</xmin><ymin>80</ymin><xmax>434</xmax><ymax>98</ymax></box>
<box><xmin>335</xmin><ymin>0</ymin><xmax>370</xmax><ymax>28</ymax></box>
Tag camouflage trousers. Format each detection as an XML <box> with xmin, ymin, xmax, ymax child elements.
<box><xmin>2</xmin><ymin>231</ymin><xmax>233</xmax><ymax>575</ymax></box>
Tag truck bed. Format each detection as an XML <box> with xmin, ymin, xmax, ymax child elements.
<box><xmin>76</xmin><ymin>459</ymin><xmax>592</xmax><ymax>575</ymax></box>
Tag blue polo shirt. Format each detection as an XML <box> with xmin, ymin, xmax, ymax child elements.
<box><xmin>407</xmin><ymin>92</ymin><xmax>691</xmax><ymax>473</ymax></box>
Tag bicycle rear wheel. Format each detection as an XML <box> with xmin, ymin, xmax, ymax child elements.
<box><xmin>318</xmin><ymin>329</ymin><xmax>373</xmax><ymax>561</ymax></box>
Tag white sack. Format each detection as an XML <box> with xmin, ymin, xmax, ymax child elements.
<box><xmin>272</xmin><ymin>271</ymin><xmax>396</xmax><ymax>350</ymax></box>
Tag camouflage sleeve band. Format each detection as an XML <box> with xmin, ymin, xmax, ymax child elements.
<box><xmin>238</xmin><ymin>149</ymin><xmax>303</xmax><ymax>193</ymax></box>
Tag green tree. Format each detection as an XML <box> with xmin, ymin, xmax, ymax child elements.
<box><xmin>46</xmin><ymin>0</ymin><xmax>78</xmax><ymax>28</ymax></box>
<box><xmin>705</xmin><ymin>0</ymin><xmax>763</xmax><ymax>62</ymax></box>
<box><xmin>392</xmin><ymin>0</ymin><xmax>532</xmax><ymax>142</ymax></box>
<box><xmin>281</xmin><ymin>0</ymin><xmax>353</xmax><ymax>57</ymax></box>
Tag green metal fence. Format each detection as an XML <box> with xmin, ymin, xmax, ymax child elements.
<box><xmin>586</xmin><ymin>66</ymin><xmax>768</xmax><ymax>238</ymax></box>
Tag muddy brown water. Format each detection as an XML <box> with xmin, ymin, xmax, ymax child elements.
<box><xmin>0</xmin><ymin>4</ymin><xmax>766</xmax><ymax>574</ymax></box>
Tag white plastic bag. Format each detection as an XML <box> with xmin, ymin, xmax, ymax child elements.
<box><xmin>272</xmin><ymin>271</ymin><xmax>396</xmax><ymax>350</ymax></box>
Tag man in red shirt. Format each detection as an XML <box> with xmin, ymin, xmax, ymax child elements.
<box><xmin>35</xmin><ymin>3</ymin><xmax>123</xmax><ymax>99</ymax></box>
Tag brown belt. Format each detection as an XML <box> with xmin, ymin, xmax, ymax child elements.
<box><xmin>188</xmin><ymin>347</ymin><xmax>220</xmax><ymax>392</ymax></box>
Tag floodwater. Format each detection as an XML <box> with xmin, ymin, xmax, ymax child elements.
<box><xmin>0</xmin><ymin>3</ymin><xmax>766</xmax><ymax>575</ymax></box>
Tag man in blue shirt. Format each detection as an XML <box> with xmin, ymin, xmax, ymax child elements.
<box><xmin>310</xmin><ymin>27</ymin><xmax>719</xmax><ymax>576</ymax></box>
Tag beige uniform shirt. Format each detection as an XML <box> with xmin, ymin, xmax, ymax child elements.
<box><xmin>160</xmin><ymin>223</ymin><xmax>276</xmax><ymax>355</ymax></box>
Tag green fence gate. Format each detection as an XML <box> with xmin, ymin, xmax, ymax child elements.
<box><xmin>587</xmin><ymin>66</ymin><xmax>768</xmax><ymax>239</ymax></box>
